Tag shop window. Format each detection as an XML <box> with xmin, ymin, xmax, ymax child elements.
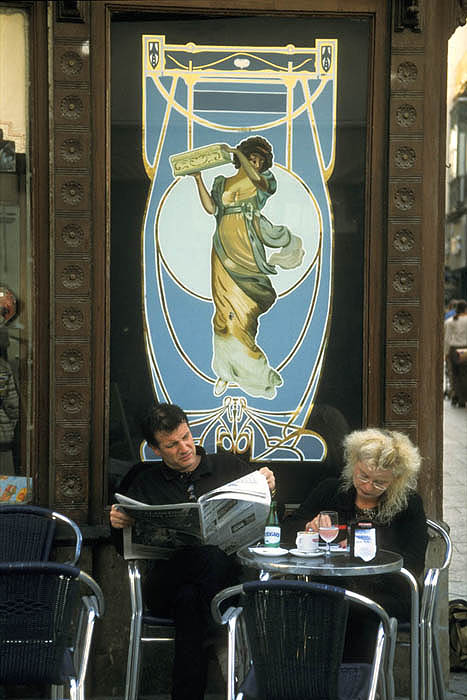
<box><xmin>0</xmin><ymin>8</ymin><xmax>32</xmax><ymax>502</ymax></box>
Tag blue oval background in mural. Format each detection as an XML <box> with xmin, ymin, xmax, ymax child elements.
<box><xmin>141</xmin><ymin>36</ymin><xmax>338</xmax><ymax>462</ymax></box>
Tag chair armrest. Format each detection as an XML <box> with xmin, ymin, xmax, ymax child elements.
<box><xmin>78</xmin><ymin>570</ymin><xmax>105</xmax><ymax>617</ymax></box>
<box><xmin>52</xmin><ymin>510</ymin><xmax>83</xmax><ymax>565</ymax></box>
<box><xmin>211</xmin><ymin>584</ymin><xmax>243</xmax><ymax>625</ymax></box>
<box><xmin>219</xmin><ymin>605</ymin><xmax>244</xmax><ymax>626</ymax></box>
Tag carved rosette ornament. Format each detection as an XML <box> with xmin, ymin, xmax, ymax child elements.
<box><xmin>60</xmin><ymin>51</ymin><xmax>83</xmax><ymax>76</ymax></box>
<box><xmin>60</xmin><ymin>431</ymin><xmax>82</xmax><ymax>456</ymax></box>
<box><xmin>59</xmin><ymin>473</ymin><xmax>84</xmax><ymax>500</ymax></box>
<box><xmin>396</xmin><ymin>61</ymin><xmax>418</xmax><ymax>85</ymax></box>
<box><xmin>61</xmin><ymin>181</ymin><xmax>84</xmax><ymax>206</ymax></box>
<box><xmin>59</xmin><ymin>95</ymin><xmax>84</xmax><ymax>119</ymax></box>
<box><xmin>392</xmin><ymin>352</ymin><xmax>413</xmax><ymax>375</ymax></box>
<box><xmin>59</xmin><ymin>138</ymin><xmax>82</xmax><ymax>163</ymax></box>
<box><xmin>393</xmin><ymin>269</ymin><xmax>415</xmax><ymax>293</ymax></box>
<box><xmin>395</xmin><ymin>146</ymin><xmax>416</xmax><ymax>169</ymax></box>
<box><xmin>396</xmin><ymin>103</ymin><xmax>417</xmax><ymax>127</ymax></box>
<box><xmin>61</xmin><ymin>391</ymin><xmax>84</xmax><ymax>414</ymax></box>
<box><xmin>60</xmin><ymin>265</ymin><xmax>84</xmax><ymax>289</ymax></box>
<box><xmin>392</xmin><ymin>310</ymin><xmax>414</xmax><ymax>334</ymax></box>
<box><xmin>61</xmin><ymin>307</ymin><xmax>84</xmax><ymax>331</ymax></box>
<box><xmin>391</xmin><ymin>392</ymin><xmax>412</xmax><ymax>415</ymax></box>
<box><xmin>61</xmin><ymin>223</ymin><xmax>84</xmax><ymax>248</ymax></box>
<box><xmin>59</xmin><ymin>349</ymin><xmax>84</xmax><ymax>373</ymax></box>
<box><xmin>392</xmin><ymin>228</ymin><xmax>415</xmax><ymax>253</ymax></box>
<box><xmin>394</xmin><ymin>186</ymin><xmax>415</xmax><ymax>210</ymax></box>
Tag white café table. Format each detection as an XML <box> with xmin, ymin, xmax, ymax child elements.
<box><xmin>237</xmin><ymin>545</ymin><xmax>420</xmax><ymax>700</ymax></box>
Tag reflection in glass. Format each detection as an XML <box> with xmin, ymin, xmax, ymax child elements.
<box><xmin>0</xmin><ymin>8</ymin><xmax>32</xmax><ymax>502</ymax></box>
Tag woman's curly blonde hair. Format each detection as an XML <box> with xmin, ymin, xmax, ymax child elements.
<box><xmin>340</xmin><ymin>428</ymin><xmax>422</xmax><ymax>523</ymax></box>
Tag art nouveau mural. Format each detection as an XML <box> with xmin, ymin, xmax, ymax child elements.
<box><xmin>139</xmin><ymin>35</ymin><xmax>338</xmax><ymax>462</ymax></box>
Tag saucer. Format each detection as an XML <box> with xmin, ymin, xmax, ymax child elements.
<box><xmin>249</xmin><ymin>546</ymin><xmax>289</xmax><ymax>557</ymax></box>
<box><xmin>289</xmin><ymin>548</ymin><xmax>323</xmax><ymax>558</ymax></box>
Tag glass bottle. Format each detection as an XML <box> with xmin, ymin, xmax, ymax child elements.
<box><xmin>264</xmin><ymin>501</ymin><xmax>281</xmax><ymax>547</ymax></box>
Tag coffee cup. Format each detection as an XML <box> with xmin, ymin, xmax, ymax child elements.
<box><xmin>295</xmin><ymin>530</ymin><xmax>319</xmax><ymax>553</ymax></box>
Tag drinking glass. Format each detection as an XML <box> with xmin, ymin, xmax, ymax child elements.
<box><xmin>318</xmin><ymin>511</ymin><xmax>339</xmax><ymax>557</ymax></box>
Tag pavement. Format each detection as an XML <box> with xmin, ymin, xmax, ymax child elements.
<box><xmin>443</xmin><ymin>398</ymin><xmax>467</xmax><ymax>699</ymax></box>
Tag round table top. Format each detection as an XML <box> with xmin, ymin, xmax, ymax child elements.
<box><xmin>237</xmin><ymin>546</ymin><xmax>403</xmax><ymax>577</ymax></box>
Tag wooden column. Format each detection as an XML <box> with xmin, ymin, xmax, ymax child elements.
<box><xmin>49</xmin><ymin>0</ymin><xmax>92</xmax><ymax>522</ymax></box>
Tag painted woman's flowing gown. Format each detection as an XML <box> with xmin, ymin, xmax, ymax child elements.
<box><xmin>210</xmin><ymin>169</ymin><xmax>304</xmax><ymax>399</ymax></box>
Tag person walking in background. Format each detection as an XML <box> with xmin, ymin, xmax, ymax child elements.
<box><xmin>444</xmin><ymin>299</ymin><xmax>467</xmax><ymax>408</ymax></box>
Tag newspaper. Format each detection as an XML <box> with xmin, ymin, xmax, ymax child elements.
<box><xmin>115</xmin><ymin>470</ymin><xmax>271</xmax><ymax>559</ymax></box>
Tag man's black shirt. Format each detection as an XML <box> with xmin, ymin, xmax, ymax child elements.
<box><xmin>111</xmin><ymin>447</ymin><xmax>252</xmax><ymax>552</ymax></box>
<box><xmin>120</xmin><ymin>447</ymin><xmax>251</xmax><ymax>503</ymax></box>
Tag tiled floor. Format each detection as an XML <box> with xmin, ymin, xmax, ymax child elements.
<box><xmin>443</xmin><ymin>399</ymin><xmax>467</xmax><ymax>601</ymax></box>
<box><xmin>443</xmin><ymin>399</ymin><xmax>467</xmax><ymax>699</ymax></box>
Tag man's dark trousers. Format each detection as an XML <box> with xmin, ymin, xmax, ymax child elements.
<box><xmin>144</xmin><ymin>544</ymin><xmax>239</xmax><ymax>700</ymax></box>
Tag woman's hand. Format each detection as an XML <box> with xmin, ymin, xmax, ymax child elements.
<box><xmin>305</xmin><ymin>515</ymin><xmax>320</xmax><ymax>532</ymax></box>
<box><xmin>258</xmin><ymin>466</ymin><xmax>275</xmax><ymax>494</ymax></box>
<box><xmin>110</xmin><ymin>504</ymin><xmax>134</xmax><ymax>529</ymax></box>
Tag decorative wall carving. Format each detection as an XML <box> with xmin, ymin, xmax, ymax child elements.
<box><xmin>396</xmin><ymin>60</ymin><xmax>418</xmax><ymax>84</ymax></box>
<box><xmin>391</xmin><ymin>391</ymin><xmax>413</xmax><ymax>414</ymax></box>
<box><xmin>60</xmin><ymin>50</ymin><xmax>84</xmax><ymax>75</ymax></box>
<box><xmin>385</xmin><ymin>4</ymin><xmax>425</xmax><ymax>435</ymax></box>
<box><xmin>61</xmin><ymin>390</ymin><xmax>84</xmax><ymax>414</ymax></box>
<box><xmin>393</xmin><ymin>185</ymin><xmax>416</xmax><ymax>210</ymax></box>
<box><xmin>394</xmin><ymin>145</ymin><xmax>416</xmax><ymax>169</ymax></box>
<box><xmin>391</xmin><ymin>350</ymin><xmax>414</xmax><ymax>375</ymax></box>
<box><xmin>392</xmin><ymin>227</ymin><xmax>416</xmax><ymax>253</ymax></box>
<box><xmin>51</xmin><ymin>16</ymin><xmax>92</xmax><ymax>522</ymax></box>
<box><xmin>395</xmin><ymin>103</ymin><xmax>417</xmax><ymax>127</ymax></box>
<box><xmin>56</xmin><ymin>220</ymin><xmax>89</xmax><ymax>252</ymax></box>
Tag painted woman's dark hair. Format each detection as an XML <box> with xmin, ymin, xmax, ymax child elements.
<box><xmin>233</xmin><ymin>136</ymin><xmax>273</xmax><ymax>172</ymax></box>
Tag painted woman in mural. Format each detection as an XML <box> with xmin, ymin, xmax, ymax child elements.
<box><xmin>191</xmin><ymin>136</ymin><xmax>305</xmax><ymax>399</ymax></box>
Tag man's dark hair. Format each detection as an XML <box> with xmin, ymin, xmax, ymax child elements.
<box><xmin>141</xmin><ymin>403</ymin><xmax>189</xmax><ymax>446</ymax></box>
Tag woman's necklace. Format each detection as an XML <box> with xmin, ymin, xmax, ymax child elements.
<box><xmin>355</xmin><ymin>503</ymin><xmax>379</xmax><ymax>520</ymax></box>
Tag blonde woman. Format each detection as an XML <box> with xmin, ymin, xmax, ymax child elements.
<box><xmin>284</xmin><ymin>428</ymin><xmax>428</xmax><ymax>658</ymax></box>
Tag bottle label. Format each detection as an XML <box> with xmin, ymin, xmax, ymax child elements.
<box><xmin>354</xmin><ymin>527</ymin><xmax>376</xmax><ymax>561</ymax></box>
<box><xmin>264</xmin><ymin>526</ymin><xmax>281</xmax><ymax>547</ymax></box>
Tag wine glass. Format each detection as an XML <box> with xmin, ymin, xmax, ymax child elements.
<box><xmin>319</xmin><ymin>511</ymin><xmax>339</xmax><ymax>557</ymax></box>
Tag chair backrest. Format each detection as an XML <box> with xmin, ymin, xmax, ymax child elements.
<box><xmin>0</xmin><ymin>561</ymin><xmax>81</xmax><ymax>685</ymax></box>
<box><xmin>0</xmin><ymin>505</ymin><xmax>82</xmax><ymax>564</ymax></box>
<box><xmin>426</xmin><ymin>519</ymin><xmax>452</xmax><ymax>571</ymax></box>
<box><xmin>220</xmin><ymin>579</ymin><xmax>391</xmax><ymax>700</ymax></box>
<box><xmin>0</xmin><ymin>561</ymin><xmax>103</xmax><ymax>689</ymax></box>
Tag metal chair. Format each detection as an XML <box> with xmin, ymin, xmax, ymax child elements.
<box><xmin>396</xmin><ymin>518</ymin><xmax>452</xmax><ymax>700</ymax></box>
<box><xmin>125</xmin><ymin>559</ymin><xmax>175</xmax><ymax>700</ymax></box>
<box><xmin>211</xmin><ymin>579</ymin><xmax>397</xmax><ymax>700</ymax></box>
<box><xmin>0</xmin><ymin>504</ymin><xmax>82</xmax><ymax>564</ymax></box>
<box><xmin>421</xmin><ymin>519</ymin><xmax>452</xmax><ymax>700</ymax></box>
<box><xmin>0</xmin><ymin>561</ymin><xmax>104</xmax><ymax>700</ymax></box>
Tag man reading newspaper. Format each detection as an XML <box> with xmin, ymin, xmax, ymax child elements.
<box><xmin>110</xmin><ymin>403</ymin><xmax>275</xmax><ymax>700</ymax></box>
